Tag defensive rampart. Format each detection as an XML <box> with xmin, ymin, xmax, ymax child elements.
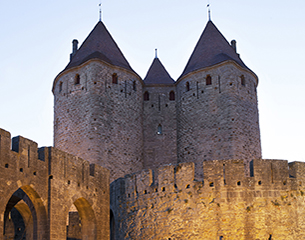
<box><xmin>111</xmin><ymin>159</ymin><xmax>305</xmax><ymax>239</ymax></box>
<box><xmin>0</xmin><ymin>128</ymin><xmax>110</xmax><ymax>240</ymax></box>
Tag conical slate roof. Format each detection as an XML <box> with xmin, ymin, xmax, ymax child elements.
<box><xmin>144</xmin><ymin>57</ymin><xmax>174</xmax><ymax>85</ymax></box>
<box><xmin>179</xmin><ymin>21</ymin><xmax>251</xmax><ymax>79</ymax></box>
<box><xmin>65</xmin><ymin>21</ymin><xmax>134</xmax><ymax>72</ymax></box>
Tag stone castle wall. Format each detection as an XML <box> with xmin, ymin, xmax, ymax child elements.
<box><xmin>0</xmin><ymin>128</ymin><xmax>109</xmax><ymax>240</ymax></box>
<box><xmin>143</xmin><ymin>84</ymin><xmax>177</xmax><ymax>170</ymax></box>
<box><xmin>110</xmin><ymin>159</ymin><xmax>305</xmax><ymax>240</ymax></box>
<box><xmin>53</xmin><ymin>60</ymin><xmax>144</xmax><ymax>182</ymax></box>
<box><xmin>176</xmin><ymin>62</ymin><xmax>261</xmax><ymax>178</ymax></box>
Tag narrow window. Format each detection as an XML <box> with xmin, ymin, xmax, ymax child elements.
<box><xmin>219</xmin><ymin>237</ymin><xmax>224</xmax><ymax>240</ymax></box>
<box><xmin>186</xmin><ymin>82</ymin><xmax>190</xmax><ymax>91</ymax></box>
<box><xmin>271</xmin><ymin>163</ymin><xmax>274</xmax><ymax>184</ymax></box>
<box><xmin>268</xmin><ymin>234</ymin><xmax>272</xmax><ymax>240</ymax></box>
<box><xmin>241</xmin><ymin>75</ymin><xmax>245</xmax><ymax>86</ymax></box>
<box><xmin>157</xmin><ymin>124</ymin><xmax>162</xmax><ymax>135</ymax></box>
<box><xmin>59</xmin><ymin>82</ymin><xmax>63</xmax><ymax>92</ymax></box>
<box><xmin>223</xmin><ymin>164</ymin><xmax>226</xmax><ymax>185</ymax></box>
<box><xmin>169</xmin><ymin>91</ymin><xmax>175</xmax><ymax>101</ymax></box>
<box><xmin>28</xmin><ymin>145</ymin><xmax>30</xmax><ymax>168</ymax></box>
<box><xmin>89</xmin><ymin>164</ymin><xmax>95</xmax><ymax>176</ymax></box>
<box><xmin>144</xmin><ymin>91</ymin><xmax>149</xmax><ymax>101</ymax></box>
<box><xmin>133</xmin><ymin>81</ymin><xmax>136</xmax><ymax>91</ymax></box>
<box><xmin>249</xmin><ymin>160</ymin><xmax>254</xmax><ymax>177</ymax></box>
<box><xmin>75</xmin><ymin>74</ymin><xmax>80</xmax><ymax>85</ymax></box>
<box><xmin>112</xmin><ymin>73</ymin><xmax>118</xmax><ymax>84</ymax></box>
<box><xmin>124</xmin><ymin>81</ymin><xmax>127</xmax><ymax>98</ymax></box>
<box><xmin>206</xmin><ymin>75</ymin><xmax>212</xmax><ymax>85</ymax></box>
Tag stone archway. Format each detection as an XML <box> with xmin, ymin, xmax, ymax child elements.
<box><xmin>3</xmin><ymin>186</ymin><xmax>47</xmax><ymax>240</ymax></box>
<box><xmin>66</xmin><ymin>198</ymin><xmax>97</xmax><ymax>240</ymax></box>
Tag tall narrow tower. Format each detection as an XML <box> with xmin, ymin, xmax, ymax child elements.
<box><xmin>52</xmin><ymin>21</ymin><xmax>143</xmax><ymax>181</ymax></box>
<box><xmin>176</xmin><ymin>21</ymin><xmax>261</xmax><ymax>177</ymax></box>
<box><xmin>142</xmin><ymin>55</ymin><xmax>177</xmax><ymax>170</ymax></box>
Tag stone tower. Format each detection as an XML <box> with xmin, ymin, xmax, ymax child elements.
<box><xmin>176</xmin><ymin>21</ymin><xmax>261</xmax><ymax>177</ymax></box>
<box><xmin>53</xmin><ymin>19</ymin><xmax>261</xmax><ymax>182</ymax></box>
<box><xmin>142</xmin><ymin>54</ymin><xmax>177</xmax><ymax>170</ymax></box>
<box><xmin>52</xmin><ymin>21</ymin><xmax>143</xmax><ymax>181</ymax></box>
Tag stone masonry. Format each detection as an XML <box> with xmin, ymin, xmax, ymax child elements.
<box><xmin>0</xmin><ymin>128</ymin><xmax>109</xmax><ymax>240</ymax></box>
<box><xmin>176</xmin><ymin>62</ymin><xmax>261</xmax><ymax>178</ymax></box>
<box><xmin>111</xmin><ymin>159</ymin><xmax>305</xmax><ymax>239</ymax></box>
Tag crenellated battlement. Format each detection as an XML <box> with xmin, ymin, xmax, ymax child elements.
<box><xmin>111</xmin><ymin>159</ymin><xmax>305</xmax><ymax>200</ymax></box>
<box><xmin>111</xmin><ymin>159</ymin><xmax>305</xmax><ymax>239</ymax></box>
<box><xmin>0</xmin><ymin>128</ymin><xmax>109</xmax><ymax>191</ymax></box>
<box><xmin>0</xmin><ymin>128</ymin><xmax>110</xmax><ymax>240</ymax></box>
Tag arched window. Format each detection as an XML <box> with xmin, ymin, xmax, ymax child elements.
<box><xmin>133</xmin><ymin>81</ymin><xmax>136</xmax><ymax>91</ymax></box>
<box><xmin>157</xmin><ymin>124</ymin><xmax>162</xmax><ymax>135</ymax></box>
<box><xmin>112</xmin><ymin>73</ymin><xmax>118</xmax><ymax>84</ymax></box>
<box><xmin>169</xmin><ymin>91</ymin><xmax>175</xmax><ymax>101</ymax></box>
<box><xmin>144</xmin><ymin>91</ymin><xmax>149</xmax><ymax>101</ymax></box>
<box><xmin>241</xmin><ymin>75</ymin><xmax>245</xmax><ymax>86</ymax></box>
<box><xmin>59</xmin><ymin>82</ymin><xmax>63</xmax><ymax>92</ymax></box>
<box><xmin>206</xmin><ymin>75</ymin><xmax>212</xmax><ymax>85</ymax></box>
<box><xmin>186</xmin><ymin>82</ymin><xmax>190</xmax><ymax>91</ymax></box>
<box><xmin>75</xmin><ymin>74</ymin><xmax>80</xmax><ymax>85</ymax></box>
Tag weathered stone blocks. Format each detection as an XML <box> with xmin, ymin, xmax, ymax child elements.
<box><xmin>0</xmin><ymin>129</ymin><xmax>109</xmax><ymax>240</ymax></box>
<box><xmin>111</xmin><ymin>159</ymin><xmax>305</xmax><ymax>239</ymax></box>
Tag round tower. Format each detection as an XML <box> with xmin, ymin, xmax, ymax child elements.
<box><xmin>176</xmin><ymin>21</ymin><xmax>261</xmax><ymax>178</ymax></box>
<box><xmin>52</xmin><ymin>21</ymin><xmax>143</xmax><ymax>182</ymax></box>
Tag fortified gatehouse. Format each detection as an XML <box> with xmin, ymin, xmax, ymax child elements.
<box><xmin>1</xmin><ymin>15</ymin><xmax>304</xmax><ymax>240</ymax></box>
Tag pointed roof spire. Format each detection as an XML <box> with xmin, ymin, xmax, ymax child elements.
<box><xmin>144</xmin><ymin>55</ymin><xmax>175</xmax><ymax>85</ymax></box>
<box><xmin>179</xmin><ymin>21</ymin><xmax>252</xmax><ymax>79</ymax></box>
<box><xmin>65</xmin><ymin>21</ymin><xmax>135</xmax><ymax>73</ymax></box>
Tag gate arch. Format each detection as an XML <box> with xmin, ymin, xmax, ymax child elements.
<box><xmin>66</xmin><ymin>197</ymin><xmax>97</xmax><ymax>240</ymax></box>
<box><xmin>3</xmin><ymin>186</ymin><xmax>47</xmax><ymax>240</ymax></box>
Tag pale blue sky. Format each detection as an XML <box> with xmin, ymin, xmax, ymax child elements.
<box><xmin>0</xmin><ymin>0</ymin><xmax>304</xmax><ymax>162</ymax></box>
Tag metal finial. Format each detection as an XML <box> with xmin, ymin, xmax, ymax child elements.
<box><xmin>99</xmin><ymin>2</ymin><xmax>102</xmax><ymax>21</ymax></box>
<box><xmin>155</xmin><ymin>49</ymin><xmax>158</xmax><ymax>58</ymax></box>
<box><xmin>207</xmin><ymin>0</ymin><xmax>211</xmax><ymax>21</ymax></box>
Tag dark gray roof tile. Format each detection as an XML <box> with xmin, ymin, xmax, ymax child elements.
<box><xmin>179</xmin><ymin>21</ymin><xmax>252</xmax><ymax>79</ymax></box>
<box><xmin>144</xmin><ymin>57</ymin><xmax>174</xmax><ymax>85</ymax></box>
<box><xmin>66</xmin><ymin>21</ymin><xmax>134</xmax><ymax>73</ymax></box>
